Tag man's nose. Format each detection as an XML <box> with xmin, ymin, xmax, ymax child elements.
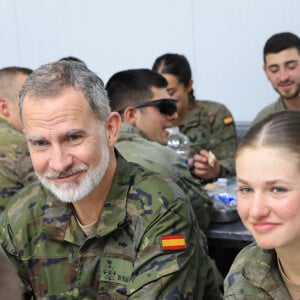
<box><xmin>48</xmin><ymin>147</ymin><xmax>73</xmax><ymax>172</ymax></box>
<box><xmin>278</xmin><ymin>68</ymin><xmax>290</xmax><ymax>81</ymax></box>
<box><xmin>166</xmin><ymin>111</ymin><xmax>178</xmax><ymax>121</ymax></box>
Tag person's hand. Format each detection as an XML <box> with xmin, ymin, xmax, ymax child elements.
<box><xmin>189</xmin><ymin>149</ymin><xmax>221</xmax><ymax>180</ymax></box>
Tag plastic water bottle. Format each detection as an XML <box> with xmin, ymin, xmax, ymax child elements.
<box><xmin>166</xmin><ymin>127</ymin><xmax>191</xmax><ymax>159</ymax></box>
<box><xmin>207</xmin><ymin>178</ymin><xmax>237</xmax><ymax>209</ymax></box>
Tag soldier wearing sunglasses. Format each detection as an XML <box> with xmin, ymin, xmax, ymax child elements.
<box><xmin>106</xmin><ymin>68</ymin><xmax>215</xmax><ymax>232</ymax></box>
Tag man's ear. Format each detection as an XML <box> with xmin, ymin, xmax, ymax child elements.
<box><xmin>123</xmin><ymin>107</ymin><xmax>138</xmax><ymax>125</ymax></box>
<box><xmin>0</xmin><ymin>98</ymin><xmax>9</xmax><ymax>117</ymax></box>
<box><xmin>106</xmin><ymin>112</ymin><xmax>121</xmax><ymax>147</ymax></box>
<box><xmin>263</xmin><ymin>64</ymin><xmax>270</xmax><ymax>81</ymax></box>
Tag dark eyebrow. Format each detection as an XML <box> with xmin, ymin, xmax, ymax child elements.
<box><xmin>64</xmin><ymin>129</ymin><xmax>86</xmax><ymax>136</ymax></box>
<box><xmin>267</xmin><ymin>59</ymin><xmax>299</xmax><ymax>69</ymax></box>
<box><xmin>27</xmin><ymin>129</ymin><xmax>87</xmax><ymax>143</ymax></box>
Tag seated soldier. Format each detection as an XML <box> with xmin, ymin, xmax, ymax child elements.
<box><xmin>0</xmin><ymin>60</ymin><xmax>221</xmax><ymax>299</ymax></box>
<box><xmin>0</xmin><ymin>66</ymin><xmax>36</xmax><ymax>213</ymax></box>
<box><xmin>106</xmin><ymin>68</ymin><xmax>213</xmax><ymax>232</ymax></box>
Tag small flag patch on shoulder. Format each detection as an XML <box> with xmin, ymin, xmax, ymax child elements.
<box><xmin>223</xmin><ymin>116</ymin><xmax>233</xmax><ymax>125</ymax></box>
<box><xmin>161</xmin><ymin>235</ymin><xmax>186</xmax><ymax>250</ymax></box>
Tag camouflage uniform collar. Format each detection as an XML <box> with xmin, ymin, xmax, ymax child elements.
<box><xmin>118</xmin><ymin>123</ymin><xmax>149</xmax><ymax>141</ymax></box>
<box><xmin>0</xmin><ymin>117</ymin><xmax>16</xmax><ymax>130</ymax></box>
<box><xmin>242</xmin><ymin>245</ymin><xmax>288</xmax><ymax>293</ymax></box>
<box><xmin>42</xmin><ymin>153</ymin><xmax>134</xmax><ymax>244</ymax></box>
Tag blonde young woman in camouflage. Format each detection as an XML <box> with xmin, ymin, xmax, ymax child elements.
<box><xmin>225</xmin><ymin>110</ymin><xmax>300</xmax><ymax>299</ymax></box>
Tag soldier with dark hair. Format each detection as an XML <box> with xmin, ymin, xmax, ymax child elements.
<box><xmin>252</xmin><ymin>32</ymin><xmax>300</xmax><ymax>124</ymax></box>
<box><xmin>0</xmin><ymin>66</ymin><xmax>36</xmax><ymax>212</ymax></box>
<box><xmin>106</xmin><ymin>68</ymin><xmax>214</xmax><ymax>232</ymax></box>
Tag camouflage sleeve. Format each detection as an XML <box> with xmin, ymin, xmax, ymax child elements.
<box><xmin>208</xmin><ymin>104</ymin><xmax>237</xmax><ymax>177</ymax></box>
<box><xmin>0</xmin><ymin>213</ymin><xmax>34</xmax><ymax>298</ymax></box>
<box><xmin>126</xmin><ymin>181</ymin><xmax>221</xmax><ymax>299</ymax></box>
<box><xmin>0</xmin><ymin>138</ymin><xmax>36</xmax><ymax>212</ymax></box>
<box><xmin>173</xmin><ymin>159</ymin><xmax>213</xmax><ymax>232</ymax></box>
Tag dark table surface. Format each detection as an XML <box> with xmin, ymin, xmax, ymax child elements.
<box><xmin>206</xmin><ymin>218</ymin><xmax>254</xmax><ymax>248</ymax></box>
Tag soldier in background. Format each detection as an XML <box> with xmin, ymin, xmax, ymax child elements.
<box><xmin>252</xmin><ymin>32</ymin><xmax>300</xmax><ymax>125</ymax></box>
<box><xmin>0</xmin><ymin>66</ymin><xmax>36</xmax><ymax>212</ymax></box>
<box><xmin>152</xmin><ymin>53</ymin><xmax>238</xmax><ymax>181</ymax></box>
<box><xmin>0</xmin><ymin>60</ymin><xmax>221</xmax><ymax>299</ymax></box>
<box><xmin>106</xmin><ymin>68</ymin><xmax>214</xmax><ymax>232</ymax></box>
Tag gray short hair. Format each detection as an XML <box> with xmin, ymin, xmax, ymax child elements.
<box><xmin>19</xmin><ymin>60</ymin><xmax>111</xmax><ymax>122</ymax></box>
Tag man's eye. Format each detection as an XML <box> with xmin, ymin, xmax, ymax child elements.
<box><xmin>31</xmin><ymin>140</ymin><xmax>48</xmax><ymax>150</ymax></box>
<box><xmin>66</xmin><ymin>135</ymin><xmax>83</xmax><ymax>143</ymax></box>
<box><xmin>287</xmin><ymin>62</ymin><xmax>298</xmax><ymax>70</ymax></box>
<box><xmin>269</xmin><ymin>67</ymin><xmax>279</xmax><ymax>73</ymax></box>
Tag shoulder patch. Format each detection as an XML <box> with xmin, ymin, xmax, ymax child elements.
<box><xmin>223</xmin><ymin>116</ymin><xmax>233</xmax><ymax>125</ymax></box>
<box><xmin>161</xmin><ymin>235</ymin><xmax>186</xmax><ymax>250</ymax></box>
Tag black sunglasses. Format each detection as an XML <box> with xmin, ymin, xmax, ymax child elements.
<box><xmin>119</xmin><ymin>99</ymin><xmax>177</xmax><ymax>116</ymax></box>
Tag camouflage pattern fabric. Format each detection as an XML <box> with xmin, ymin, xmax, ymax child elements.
<box><xmin>224</xmin><ymin>243</ymin><xmax>291</xmax><ymax>299</ymax></box>
<box><xmin>0</xmin><ymin>118</ymin><xmax>36</xmax><ymax>213</ymax></box>
<box><xmin>179</xmin><ymin>99</ymin><xmax>237</xmax><ymax>178</ymax></box>
<box><xmin>116</xmin><ymin>123</ymin><xmax>213</xmax><ymax>232</ymax></box>
<box><xmin>0</xmin><ymin>153</ymin><xmax>221</xmax><ymax>299</ymax></box>
<box><xmin>252</xmin><ymin>97</ymin><xmax>286</xmax><ymax>125</ymax></box>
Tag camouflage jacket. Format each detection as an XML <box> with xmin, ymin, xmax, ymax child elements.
<box><xmin>179</xmin><ymin>99</ymin><xmax>237</xmax><ymax>178</ymax></box>
<box><xmin>0</xmin><ymin>118</ymin><xmax>36</xmax><ymax>213</ymax></box>
<box><xmin>224</xmin><ymin>243</ymin><xmax>291</xmax><ymax>299</ymax></box>
<box><xmin>116</xmin><ymin>123</ymin><xmax>213</xmax><ymax>232</ymax></box>
<box><xmin>252</xmin><ymin>97</ymin><xmax>285</xmax><ymax>125</ymax></box>
<box><xmin>0</xmin><ymin>153</ymin><xmax>220</xmax><ymax>299</ymax></box>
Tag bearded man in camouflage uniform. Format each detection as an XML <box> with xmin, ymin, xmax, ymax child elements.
<box><xmin>0</xmin><ymin>60</ymin><xmax>221</xmax><ymax>299</ymax></box>
<box><xmin>0</xmin><ymin>66</ymin><xmax>36</xmax><ymax>213</ymax></box>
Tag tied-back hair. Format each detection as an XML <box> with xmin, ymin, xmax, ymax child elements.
<box><xmin>19</xmin><ymin>60</ymin><xmax>111</xmax><ymax>123</ymax></box>
<box><xmin>152</xmin><ymin>53</ymin><xmax>196</xmax><ymax>101</ymax></box>
<box><xmin>237</xmin><ymin>110</ymin><xmax>300</xmax><ymax>161</ymax></box>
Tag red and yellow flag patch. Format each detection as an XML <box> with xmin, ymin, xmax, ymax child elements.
<box><xmin>223</xmin><ymin>116</ymin><xmax>233</xmax><ymax>125</ymax></box>
<box><xmin>161</xmin><ymin>235</ymin><xmax>186</xmax><ymax>251</ymax></box>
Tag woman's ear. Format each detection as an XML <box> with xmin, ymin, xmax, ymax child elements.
<box><xmin>186</xmin><ymin>79</ymin><xmax>194</xmax><ymax>94</ymax></box>
<box><xmin>106</xmin><ymin>112</ymin><xmax>121</xmax><ymax>147</ymax></box>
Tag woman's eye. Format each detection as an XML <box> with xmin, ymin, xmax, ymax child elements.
<box><xmin>272</xmin><ymin>187</ymin><xmax>286</xmax><ymax>193</ymax></box>
<box><xmin>238</xmin><ymin>187</ymin><xmax>252</xmax><ymax>194</ymax></box>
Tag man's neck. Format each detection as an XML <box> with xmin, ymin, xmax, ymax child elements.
<box><xmin>72</xmin><ymin>155</ymin><xmax>116</xmax><ymax>226</ymax></box>
<box><xmin>283</xmin><ymin>95</ymin><xmax>300</xmax><ymax>110</ymax></box>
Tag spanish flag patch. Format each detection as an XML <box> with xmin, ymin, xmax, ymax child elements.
<box><xmin>223</xmin><ymin>116</ymin><xmax>233</xmax><ymax>125</ymax></box>
<box><xmin>161</xmin><ymin>235</ymin><xmax>186</xmax><ymax>251</ymax></box>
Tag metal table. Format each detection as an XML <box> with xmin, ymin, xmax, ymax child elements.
<box><xmin>207</xmin><ymin>218</ymin><xmax>254</xmax><ymax>248</ymax></box>
<box><xmin>206</xmin><ymin>218</ymin><xmax>254</xmax><ymax>276</ymax></box>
